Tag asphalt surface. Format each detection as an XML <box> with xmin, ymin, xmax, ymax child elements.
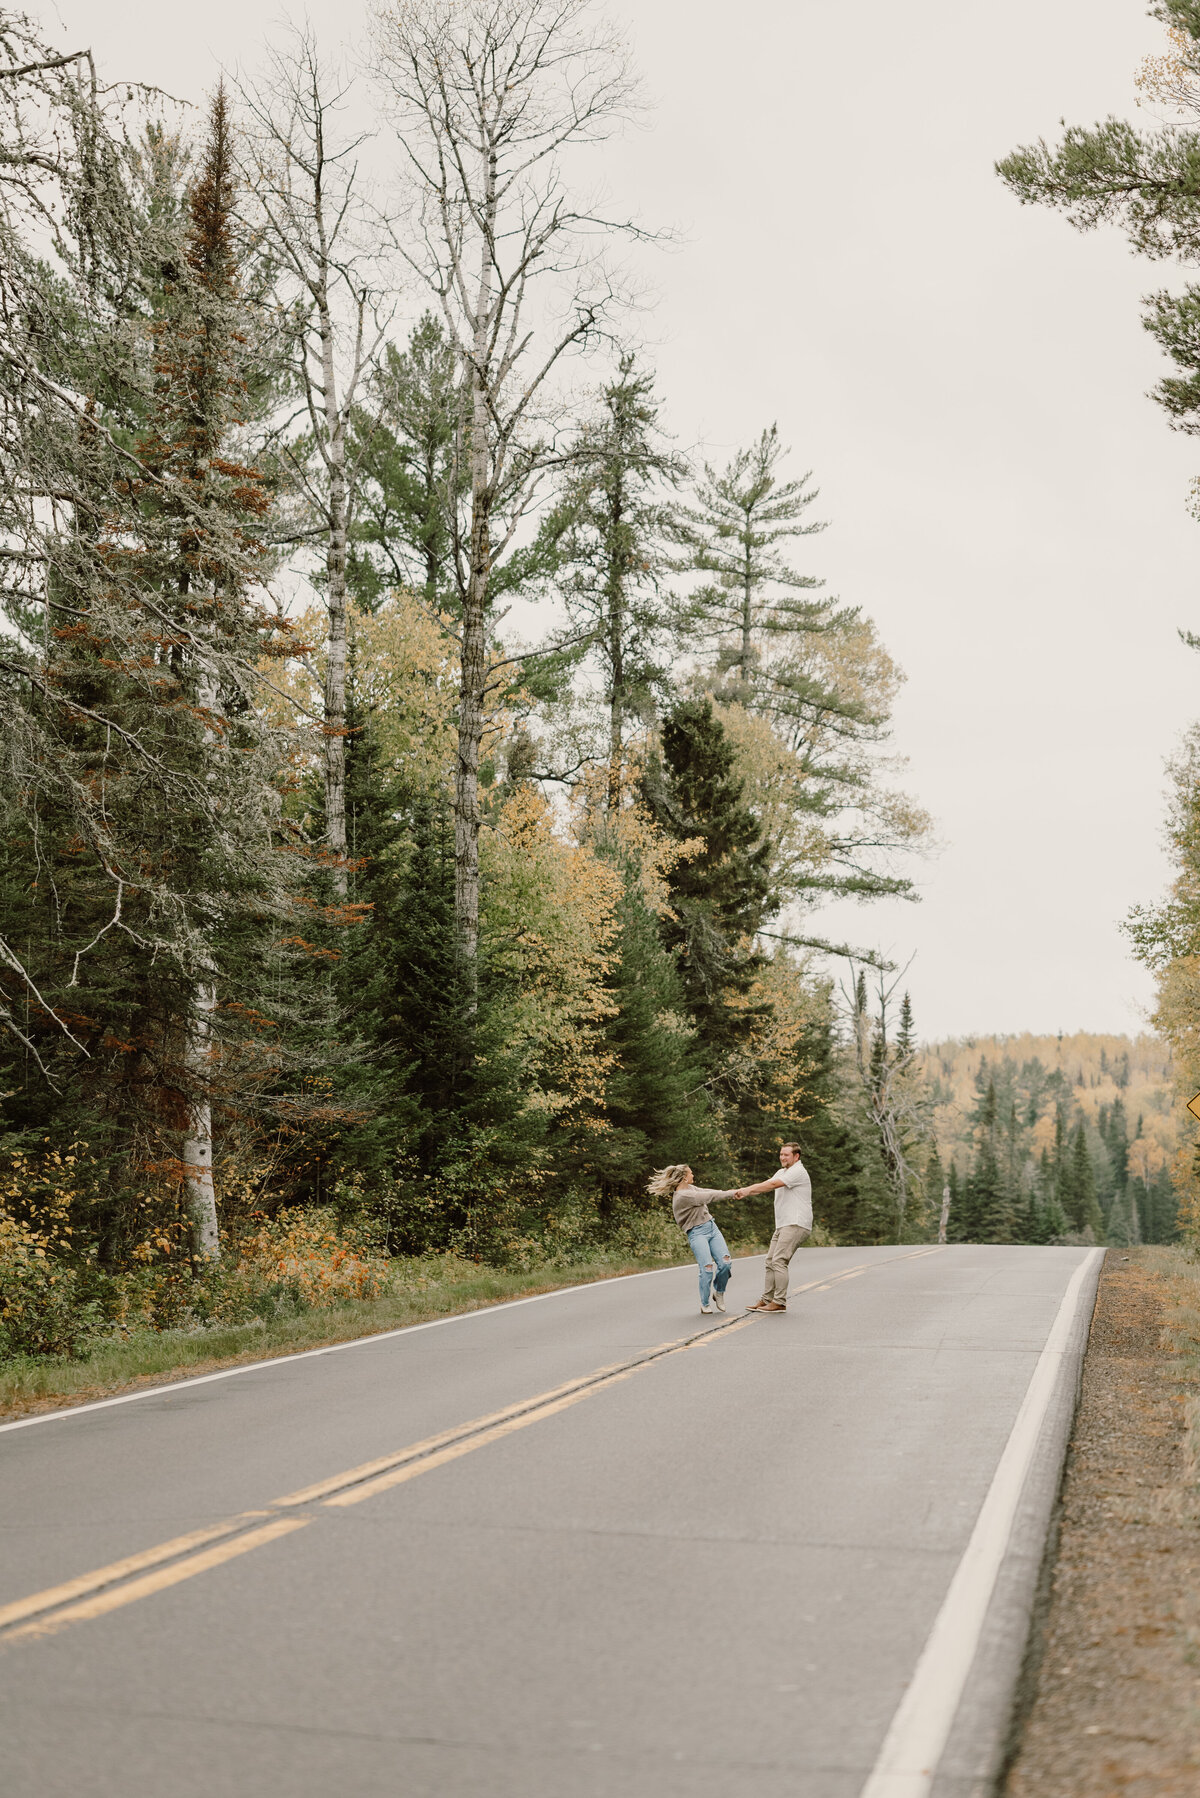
<box><xmin>0</xmin><ymin>1244</ymin><xmax>1097</xmax><ymax>1798</ymax></box>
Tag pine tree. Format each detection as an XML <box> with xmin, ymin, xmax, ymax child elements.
<box><xmin>955</xmin><ymin>1081</ymin><xmax>1016</xmax><ymax>1241</ymax></box>
<box><xmin>594</xmin><ymin>879</ymin><xmax>718</xmax><ymax>1194</ymax></box>
<box><xmin>1140</xmin><ymin>1164</ymin><xmax>1179</xmax><ymax>1243</ymax></box>
<box><xmin>1062</xmin><ymin>1123</ymin><xmax>1103</xmax><ymax>1238</ymax></box>
<box><xmin>643</xmin><ymin>698</ymin><xmax>776</xmax><ymax>1048</ymax></box>
<box><xmin>675</xmin><ymin>426</ymin><xmax>826</xmax><ymax>697</ymax></box>
<box><xmin>792</xmin><ymin>1005</ymin><xmax>868</xmax><ymax>1245</ymax></box>
<box><xmin>1053</xmin><ymin>1106</ymin><xmax>1073</xmax><ymax>1222</ymax></box>
<box><xmin>552</xmin><ymin>355</ymin><xmax>685</xmax><ymax>805</ymax></box>
<box><xmin>948</xmin><ymin>1157</ymin><xmax>978</xmax><ymax>1242</ymax></box>
<box><xmin>944</xmin><ymin>1161</ymin><xmax>961</xmax><ymax>1239</ymax></box>
<box><xmin>897</xmin><ymin>992</ymin><xmax>916</xmax><ymax>1056</ymax></box>
<box><xmin>2</xmin><ymin>90</ymin><xmax>317</xmax><ymax>1259</ymax></box>
<box><xmin>1012</xmin><ymin>1183</ymin><xmax>1041</xmax><ymax>1245</ymax></box>
<box><xmin>349</xmin><ymin>314</ymin><xmax>465</xmax><ymax>610</ymax></box>
<box><xmin>998</xmin><ymin>8</ymin><xmax>1200</xmax><ymax>437</ymax></box>
<box><xmin>970</xmin><ymin>1138</ymin><xmax>1015</xmax><ymax>1243</ymax></box>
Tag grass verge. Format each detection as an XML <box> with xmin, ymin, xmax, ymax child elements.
<box><xmin>0</xmin><ymin>1247</ymin><xmax>703</xmax><ymax>1422</ymax></box>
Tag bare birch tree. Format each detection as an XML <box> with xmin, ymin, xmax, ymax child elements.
<box><xmin>234</xmin><ymin>30</ymin><xmax>391</xmax><ymax>895</ymax></box>
<box><xmin>369</xmin><ymin>0</ymin><xmax>648</xmax><ymax>984</ymax></box>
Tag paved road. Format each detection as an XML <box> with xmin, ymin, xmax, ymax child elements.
<box><xmin>0</xmin><ymin>1245</ymin><xmax>1099</xmax><ymax>1798</ymax></box>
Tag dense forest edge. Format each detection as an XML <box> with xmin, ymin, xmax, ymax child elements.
<box><xmin>1</xmin><ymin>2</ymin><xmax>1196</xmax><ymax>1379</ymax></box>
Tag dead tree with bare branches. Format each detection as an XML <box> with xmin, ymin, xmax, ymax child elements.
<box><xmin>234</xmin><ymin>28</ymin><xmax>392</xmax><ymax>895</ymax></box>
<box><xmin>369</xmin><ymin>0</ymin><xmax>652</xmax><ymax>990</ymax></box>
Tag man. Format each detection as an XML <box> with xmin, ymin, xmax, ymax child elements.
<box><xmin>736</xmin><ymin>1143</ymin><xmax>812</xmax><ymax>1313</ymax></box>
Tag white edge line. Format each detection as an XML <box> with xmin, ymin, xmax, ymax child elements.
<box><xmin>0</xmin><ymin>1261</ymin><xmax>692</xmax><ymax>1435</ymax></box>
<box><xmin>857</xmin><ymin>1246</ymin><xmax>1103</xmax><ymax>1798</ymax></box>
<box><xmin>0</xmin><ymin>1242</ymin><xmax>945</xmax><ymax>1438</ymax></box>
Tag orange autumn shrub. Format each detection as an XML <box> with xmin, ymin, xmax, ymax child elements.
<box><xmin>205</xmin><ymin>1207</ymin><xmax>390</xmax><ymax>1320</ymax></box>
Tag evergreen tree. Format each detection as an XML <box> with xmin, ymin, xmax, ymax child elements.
<box><xmin>337</xmin><ymin>714</ymin><xmax>473</xmax><ymax>1174</ymax></box>
<box><xmin>949</xmin><ymin>1153</ymin><xmax>980</xmax><ymax>1243</ymax></box>
<box><xmin>946</xmin><ymin>1161</ymin><xmax>963</xmax><ymax>1240</ymax></box>
<box><xmin>897</xmin><ymin>992</ymin><xmax>916</xmax><ymax>1057</ymax></box>
<box><xmin>643</xmin><ymin>698</ymin><xmax>776</xmax><ymax>1048</ymax></box>
<box><xmin>593</xmin><ymin>875</ymin><xmax>718</xmax><ymax>1195</ymax></box>
<box><xmin>1063</xmin><ymin>1123</ymin><xmax>1103</xmax><ymax>1238</ymax></box>
<box><xmin>794</xmin><ymin>1006</ymin><xmax>869</xmax><ymax>1245</ymax></box>
<box><xmin>969</xmin><ymin>1137</ymin><xmax>1015</xmax><ymax>1243</ymax></box>
<box><xmin>1139</xmin><ymin>1164</ymin><xmax>1179</xmax><ymax>1243</ymax></box>
<box><xmin>1012</xmin><ymin>1183</ymin><xmax>1042</xmax><ymax>1245</ymax></box>
<box><xmin>999</xmin><ymin>7</ymin><xmax>1200</xmax><ymax>437</ymax></box>
<box><xmin>1106</xmin><ymin>1095</ymin><xmax>1130</xmax><ymax>1187</ymax></box>
<box><xmin>552</xmin><ymin>355</ymin><xmax>686</xmax><ymax>804</ymax></box>
<box><xmin>0</xmin><ymin>89</ymin><xmax>322</xmax><ymax>1259</ymax></box>
<box><xmin>349</xmin><ymin>314</ymin><xmax>464</xmax><ymax>610</ymax></box>
<box><xmin>1053</xmin><ymin>1106</ymin><xmax>1072</xmax><ymax>1222</ymax></box>
<box><xmin>675</xmin><ymin>425</ymin><xmax>826</xmax><ymax>697</ymax></box>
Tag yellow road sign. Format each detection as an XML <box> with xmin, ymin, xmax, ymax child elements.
<box><xmin>1188</xmin><ymin>1093</ymin><xmax>1200</xmax><ymax>1123</ymax></box>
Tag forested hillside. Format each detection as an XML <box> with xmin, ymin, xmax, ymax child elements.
<box><xmin>918</xmin><ymin>1035</ymin><xmax>1178</xmax><ymax>1247</ymax></box>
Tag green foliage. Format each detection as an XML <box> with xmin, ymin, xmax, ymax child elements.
<box><xmin>0</xmin><ymin>36</ymin><xmax>933</xmax><ymax>1359</ymax></box>
<box><xmin>675</xmin><ymin>424</ymin><xmax>827</xmax><ymax>694</ymax></box>
<box><xmin>643</xmin><ymin>697</ymin><xmax>776</xmax><ymax>1047</ymax></box>
<box><xmin>595</xmin><ymin>878</ymin><xmax>718</xmax><ymax>1192</ymax></box>
<box><xmin>997</xmin><ymin>8</ymin><xmax>1200</xmax><ymax>434</ymax></box>
<box><xmin>547</xmin><ymin>354</ymin><xmax>686</xmax><ymax>780</ymax></box>
<box><xmin>349</xmin><ymin>313</ymin><xmax>464</xmax><ymax>609</ymax></box>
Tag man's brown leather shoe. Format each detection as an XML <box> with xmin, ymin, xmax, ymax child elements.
<box><xmin>760</xmin><ymin>1301</ymin><xmax>786</xmax><ymax>1312</ymax></box>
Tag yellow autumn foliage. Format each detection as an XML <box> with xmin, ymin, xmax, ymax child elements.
<box><xmin>712</xmin><ymin>612</ymin><xmax>932</xmax><ymax>902</ymax></box>
<box><xmin>350</xmin><ymin>593</ymin><xmax>459</xmax><ymax>795</ymax></box>
<box><xmin>1149</xmin><ymin>959</ymin><xmax>1200</xmax><ymax>1235</ymax></box>
<box><xmin>482</xmin><ymin>787</ymin><xmax>622</xmax><ymax>1125</ymax></box>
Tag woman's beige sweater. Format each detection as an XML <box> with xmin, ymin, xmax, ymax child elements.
<box><xmin>671</xmin><ymin>1184</ymin><xmax>737</xmax><ymax>1232</ymax></box>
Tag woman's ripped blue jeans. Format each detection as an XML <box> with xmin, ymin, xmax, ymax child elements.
<box><xmin>686</xmin><ymin>1219</ymin><xmax>732</xmax><ymax>1307</ymax></box>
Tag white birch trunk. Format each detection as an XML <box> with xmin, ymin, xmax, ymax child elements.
<box><xmin>320</xmin><ymin>292</ymin><xmax>349</xmax><ymax>900</ymax></box>
<box><xmin>181</xmin><ymin>659</ymin><xmax>221</xmax><ymax>1259</ymax></box>
<box><xmin>182</xmin><ymin>971</ymin><xmax>220</xmax><ymax>1258</ymax></box>
<box><xmin>740</xmin><ymin>536</ymin><xmax>753</xmax><ymax>687</ymax></box>
<box><xmin>938</xmin><ymin>1181</ymin><xmax>951</xmax><ymax>1245</ymax></box>
<box><xmin>454</xmin><ymin>165</ymin><xmax>496</xmax><ymax>988</ymax></box>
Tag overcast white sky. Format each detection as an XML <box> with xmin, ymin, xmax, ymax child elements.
<box><xmin>46</xmin><ymin>0</ymin><xmax>1200</xmax><ymax>1040</ymax></box>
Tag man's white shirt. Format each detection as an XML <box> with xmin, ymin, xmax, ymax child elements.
<box><xmin>773</xmin><ymin>1159</ymin><xmax>812</xmax><ymax>1231</ymax></box>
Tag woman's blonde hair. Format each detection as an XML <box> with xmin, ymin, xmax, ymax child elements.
<box><xmin>647</xmin><ymin>1163</ymin><xmax>691</xmax><ymax>1198</ymax></box>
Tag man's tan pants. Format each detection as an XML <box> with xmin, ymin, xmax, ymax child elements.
<box><xmin>762</xmin><ymin>1224</ymin><xmax>810</xmax><ymax>1305</ymax></box>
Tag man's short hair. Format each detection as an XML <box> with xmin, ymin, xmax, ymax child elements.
<box><xmin>780</xmin><ymin>1141</ymin><xmax>801</xmax><ymax>1155</ymax></box>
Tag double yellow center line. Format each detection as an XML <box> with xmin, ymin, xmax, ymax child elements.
<box><xmin>1</xmin><ymin>1247</ymin><xmax>944</xmax><ymax>1649</ymax></box>
<box><xmin>0</xmin><ymin>1311</ymin><xmax>754</xmax><ymax>1649</ymax></box>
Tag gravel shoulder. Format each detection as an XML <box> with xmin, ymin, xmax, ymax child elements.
<box><xmin>1003</xmin><ymin>1246</ymin><xmax>1200</xmax><ymax>1797</ymax></box>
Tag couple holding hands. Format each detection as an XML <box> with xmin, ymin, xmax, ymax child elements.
<box><xmin>647</xmin><ymin>1145</ymin><xmax>812</xmax><ymax>1316</ymax></box>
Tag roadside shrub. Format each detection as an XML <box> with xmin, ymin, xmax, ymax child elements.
<box><xmin>102</xmin><ymin>1207</ymin><xmax>392</xmax><ymax>1334</ymax></box>
<box><xmin>0</xmin><ymin>1210</ymin><xmax>102</xmax><ymax>1358</ymax></box>
<box><xmin>201</xmin><ymin>1207</ymin><xmax>391</xmax><ymax>1321</ymax></box>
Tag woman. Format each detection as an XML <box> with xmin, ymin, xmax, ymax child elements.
<box><xmin>647</xmin><ymin>1164</ymin><xmax>740</xmax><ymax>1314</ymax></box>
